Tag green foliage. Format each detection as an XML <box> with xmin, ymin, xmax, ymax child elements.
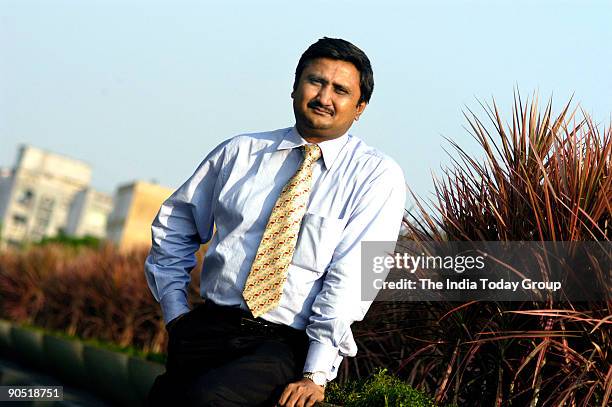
<box><xmin>10</xmin><ymin>321</ymin><xmax>166</xmax><ymax>363</ymax></box>
<box><xmin>75</xmin><ymin>325</ymin><xmax>169</xmax><ymax>363</ymax></box>
<box><xmin>81</xmin><ymin>336</ymin><xmax>166</xmax><ymax>364</ymax></box>
<box><xmin>326</xmin><ymin>369</ymin><xmax>437</xmax><ymax>407</ymax></box>
<box><xmin>36</xmin><ymin>230</ymin><xmax>101</xmax><ymax>248</ymax></box>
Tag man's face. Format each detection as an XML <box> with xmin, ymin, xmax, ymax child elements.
<box><xmin>292</xmin><ymin>58</ymin><xmax>367</xmax><ymax>142</ymax></box>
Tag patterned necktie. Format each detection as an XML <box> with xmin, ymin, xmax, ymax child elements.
<box><xmin>243</xmin><ymin>144</ymin><xmax>322</xmax><ymax>317</ymax></box>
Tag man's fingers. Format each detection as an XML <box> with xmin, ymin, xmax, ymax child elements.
<box><xmin>278</xmin><ymin>380</ymin><xmax>325</xmax><ymax>407</ymax></box>
<box><xmin>279</xmin><ymin>384</ymin><xmax>306</xmax><ymax>407</ymax></box>
<box><xmin>286</xmin><ymin>389</ymin><xmax>302</xmax><ymax>407</ymax></box>
<box><xmin>304</xmin><ymin>393</ymin><xmax>318</xmax><ymax>407</ymax></box>
<box><xmin>294</xmin><ymin>386</ymin><xmax>322</xmax><ymax>407</ymax></box>
<box><xmin>306</xmin><ymin>388</ymin><xmax>325</xmax><ymax>407</ymax></box>
<box><xmin>277</xmin><ymin>384</ymin><xmax>293</xmax><ymax>406</ymax></box>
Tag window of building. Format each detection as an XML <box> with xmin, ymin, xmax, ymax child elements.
<box><xmin>12</xmin><ymin>214</ymin><xmax>28</xmax><ymax>225</ymax></box>
<box><xmin>6</xmin><ymin>239</ymin><xmax>22</xmax><ymax>248</ymax></box>
<box><xmin>39</xmin><ymin>196</ymin><xmax>55</xmax><ymax>209</ymax></box>
<box><xmin>17</xmin><ymin>188</ymin><xmax>35</xmax><ymax>207</ymax></box>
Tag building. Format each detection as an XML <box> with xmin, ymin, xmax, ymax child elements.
<box><xmin>0</xmin><ymin>145</ymin><xmax>92</xmax><ymax>248</ymax></box>
<box><xmin>106</xmin><ymin>181</ymin><xmax>173</xmax><ymax>251</ymax></box>
<box><xmin>65</xmin><ymin>188</ymin><xmax>113</xmax><ymax>239</ymax></box>
<box><xmin>0</xmin><ymin>168</ymin><xmax>13</xmax><ymax>228</ymax></box>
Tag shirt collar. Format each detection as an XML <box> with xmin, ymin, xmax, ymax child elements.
<box><xmin>277</xmin><ymin>126</ymin><xmax>349</xmax><ymax>170</ymax></box>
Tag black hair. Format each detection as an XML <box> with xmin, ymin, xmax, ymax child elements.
<box><xmin>293</xmin><ymin>37</ymin><xmax>374</xmax><ymax>105</ymax></box>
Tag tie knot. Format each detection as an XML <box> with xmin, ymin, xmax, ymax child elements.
<box><xmin>302</xmin><ymin>144</ymin><xmax>322</xmax><ymax>162</ymax></box>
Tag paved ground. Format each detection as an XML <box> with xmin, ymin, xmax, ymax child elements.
<box><xmin>0</xmin><ymin>358</ymin><xmax>111</xmax><ymax>406</ymax></box>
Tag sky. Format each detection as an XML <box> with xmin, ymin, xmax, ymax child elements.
<box><xmin>2</xmin><ymin>0</ymin><xmax>611</xmax><ymax>208</ymax></box>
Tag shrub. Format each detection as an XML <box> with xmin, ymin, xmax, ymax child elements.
<box><xmin>36</xmin><ymin>231</ymin><xmax>101</xmax><ymax>249</ymax></box>
<box><xmin>326</xmin><ymin>369</ymin><xmax>438</xmax><ymax>407</ymax></box>
<box><xmin>0</xmin><ymin>243</ymin><xmax>204</xmax><ymax>354</ymax></box>
<box><xmin>347</xmin><ymin>93</ymin><xmax>610</xmax><ymax>406</ymax></box>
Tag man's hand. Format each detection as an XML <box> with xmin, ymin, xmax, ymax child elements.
<box><xmin>277</xmin><ymin>378</ymin><xmax>325</xmax><ymax>407</ymax></box>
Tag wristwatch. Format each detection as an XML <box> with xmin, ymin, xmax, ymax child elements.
<box><xmin>303</xmin><ymin>371</ymin><xmax>327</xmax><ymax>388</ymax></box>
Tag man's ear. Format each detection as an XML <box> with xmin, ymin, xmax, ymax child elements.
<box><xmin>355</xmin><ymin>101</ymin><xmax>367</xmax><ymax>120</ymax></box>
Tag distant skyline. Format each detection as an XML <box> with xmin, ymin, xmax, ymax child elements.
<box><xmin>2</xmin><ymin>0</ymin><xmax>612</xmax><ymax>206</ymax></box>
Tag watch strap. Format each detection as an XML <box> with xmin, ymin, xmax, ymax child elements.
<box><xmin>303</xmin><ymin>371</ymin><xmax>327</xmax><ymax>388</ymax></box>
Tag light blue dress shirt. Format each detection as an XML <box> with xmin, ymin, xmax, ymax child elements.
<box><xmin>144</xmin><ymin>126</ymin><xmax>406</xmax><ymax>380</ymax></box>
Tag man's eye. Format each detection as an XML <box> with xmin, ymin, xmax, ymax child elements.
<box><xmin>336</xmin><ymin>88</ymin><xmax>348</xmax><ymax>95</ymax></box>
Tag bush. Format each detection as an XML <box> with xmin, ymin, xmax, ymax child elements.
<box><xmin>346</xmin><ymin>93</ymin><xmax>610</xmax><ymax>406</ymax></box>
<box><xmin>326</xmin><ymin>369</ymin><xmax>438</xmax><ymax>407</ymax></box>
<box><xmin>0</xmin><ymin>243</ymin><xmax>204</xmax><ymax>354</ymax></box>
<box><xmin>36</xmin><ymin>231</ymin><xmax>101</xmax><ymax>249</ymax></box>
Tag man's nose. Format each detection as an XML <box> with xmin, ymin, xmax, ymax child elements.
<box><xmin>317</xmin><ymin>85</ymin><xmax>333</xmax><ymax>106</ymax></box>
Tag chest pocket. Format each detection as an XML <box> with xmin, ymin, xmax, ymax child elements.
<box><xmin>291</xmin><ymin>213</ymin><xmax>345</xmax><ymax>273</ymax></box>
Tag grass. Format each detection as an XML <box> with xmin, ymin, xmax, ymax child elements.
<box><xmin>326</xmin><ymin>369</ymin><xmax>441</xmax><ymax>407</ymax></box>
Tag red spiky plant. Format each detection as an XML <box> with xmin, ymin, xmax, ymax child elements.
<box><xmin>349</xmin><ymin>93</ymin><xmax>610</xmax><ymax>406</ymax></box>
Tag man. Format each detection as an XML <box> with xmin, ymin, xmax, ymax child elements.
<box><xmin>145</xmin><ymin>37</ymin><xmax>406</xmax><ymax>406</ymax></box>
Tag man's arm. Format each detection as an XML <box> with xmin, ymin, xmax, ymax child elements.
<box><xmin>144</xmin><ymin>140</ymin><xmax>228</xmax><ymax>325</ymax></box>
<box><xmin>279</xmin><ymin>159</ymin><xmax>406</xmax><ymax>406</ymax></box>
<box><xmin>302</xmin><ymin>160</ymin><xmax>406</xmax><ymax>377</ymax></box>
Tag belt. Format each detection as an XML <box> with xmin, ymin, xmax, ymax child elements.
<box><xmin>201</xmin><ymin>300</ymin><xmax>304</xmax><ymax>338</ymax></box>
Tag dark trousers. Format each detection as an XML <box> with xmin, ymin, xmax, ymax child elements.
<box><xmin>147</xmin><ymin>301</ymin><xmax>310</xmax><ymax>407</ymax></box>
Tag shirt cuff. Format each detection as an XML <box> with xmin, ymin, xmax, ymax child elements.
<box><xmin>160</xmin><ymin>290</ymin><xmax>191</xmax><ymax>324</ymax></box>
<box><xmin>303</xmin><ymin>341</ymin><xmax>339</xmax><ymax>380</ymax></box>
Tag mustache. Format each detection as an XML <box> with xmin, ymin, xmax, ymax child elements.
<box><xmin>307</xmin><ymin>100</ymin><xmax>334</xmax><ymax>115</ymax></box>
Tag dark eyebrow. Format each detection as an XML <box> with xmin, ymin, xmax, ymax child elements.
<box><xmin>306</xmin><ymin>74</ymin><xmax>351</xmax><ymax>94</ymax></box>
<box><xmin>333</xmin><ymin>84</ymin><xmax>350</xmax><ymax>94</ymax></box>
<box><xmin>306</xmin><ymin>74</ymin><xmax>328</xmax><ymax>85</ymax></box>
